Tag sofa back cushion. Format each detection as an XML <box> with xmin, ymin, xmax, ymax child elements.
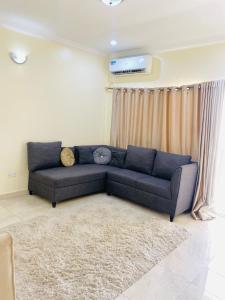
<box><xmin>152</xmin><ymin>151</ymin><xmax>192</xmax><ymax>180</ymax></box>
<box><xmin>108</xmin><ymin>146</ymin><xmax>127</xmax><ymax>168</ymax></box>
<box><xmin>27</xmin><ymin>141</ymin><xmax>62</xmax><ymax>172</ymax></box>
<box><xmin>125</xmin><ymin>145</ymin><xmax>156</xmax><ymax>175</ymax></box>
<box><xmin>74</xmin><ymin>145</ymin><xmax>105</xmax><ymax>164</ymax></box>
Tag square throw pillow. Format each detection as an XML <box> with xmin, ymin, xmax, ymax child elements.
<box><xmin>152</xmin><ymin>151</ymin><xmax>192</xmax><ymax>180</ymax></box>
<box><xmin>125</xmin><ymin>145</ymin><xmax>156</xmax><ymax>175</ymax></box>
<box><xmin>109</xmin><ymin>148</ymin><xmax>127</xmax><ymax>168</ymax></box>
<box><xmin>78</xmin><ymin>148</ymin><xmax>95</xmax><ymax>164</ymax></box>
<box><xmin>27</xmin><ymin>141</ymin><xmax>62</xmax><ymax>172</ymax></box>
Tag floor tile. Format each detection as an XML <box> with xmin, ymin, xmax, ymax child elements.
<box><xmin>0</xmin><ymin>215</ymin><xmax>21</xmax><ymax>229</ymax></box>
<box><xmin>176</xmin><ymin>282</ymin><xmax>221</xmax><ymax>300</ymax></box>
<box><xmin>190</xmin><ymin>268</ymin><xmax>225</xmax><ymax>300</ymax></box>
<box><xmin>0</xmin><ymin>205</ymin><xmax>14</xmax><ymax>219</ymax></box>
<box><xmin>123</xmin><ymin>265</ymin><xmax>189</xmax><ymax>300</ymax></box>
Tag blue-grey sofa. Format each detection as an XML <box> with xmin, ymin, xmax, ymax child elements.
<box><xmin>27</xmin><ymin>142</ymin><xmax>198</xmax><ymax>222</ymax></box>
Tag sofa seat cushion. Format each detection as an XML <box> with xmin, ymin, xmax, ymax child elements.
<box><xmin>107</xmin><ymin>169</ymin><xmax>146</xmax><ymax>188</ymax></box>
<box><xmin>136</xmin><ymin>176</ymin><xmax>171</xmax><ymax>199</ymax></box>
<box><xmin>30</xmin><ymin>165</ymin><xmax>112</xmax><ymax>188</ymax></box>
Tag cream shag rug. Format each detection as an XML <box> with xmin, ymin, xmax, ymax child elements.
<box><xmin>3</xmin><ymin>197</ymin><xmax>188</xmax><ymax>300</ymax></box>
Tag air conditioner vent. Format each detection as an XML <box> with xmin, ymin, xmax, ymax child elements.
<box><xmin>112</xmin><ymin>68</ymin><xmax>145</xmax><ymax>75</ymax></box>
<box><xmin>109</xmin><ymin>55</ymin><xmax>151</xmax><ymax>75</ymax></box>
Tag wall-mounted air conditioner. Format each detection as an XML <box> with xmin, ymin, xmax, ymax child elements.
<box><xmin>109</xmin><ymin>55</ymin><xmax>152</xmax><ymax>75</ymax></box>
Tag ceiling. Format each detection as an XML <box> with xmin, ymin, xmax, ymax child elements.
<box><xmin>1</xmin><ymin>0</ymin><xmax>225</xmax><ymax>55</ymax></box>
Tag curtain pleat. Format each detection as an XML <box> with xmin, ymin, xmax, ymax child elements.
<box><xmin>110</xmin><ymin>86</ymin><xmax>200</xmax><ymax>160</ymax></box>
<box><xmin>192</xmin><ymin>80</ymin><xmax>225</xmax><ymax>220</ymax></box>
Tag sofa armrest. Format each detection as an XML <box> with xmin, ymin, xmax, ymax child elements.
<box><xmin>170</xmin><ymin>162</ymin><xmax>198</xmax><ymax>217</ymax></box>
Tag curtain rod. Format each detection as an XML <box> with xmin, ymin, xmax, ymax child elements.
<box><xmin>106</xmin><ymin>85</ymin><xmax>201</xmax><ymax>92</ymax></box>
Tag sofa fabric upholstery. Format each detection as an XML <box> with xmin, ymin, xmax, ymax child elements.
<box><xmin>107</xmin><ymin>168</ymin><xmax>146</xmax><ymax>188</ymax></box>
<box><xmin>28</xmin><ymin>143</ymin><xmax>198</xmax><ymax>221</ymax></box>
<box><xmin>107</xmin><ymin>180</ymin><xmax>172</xmax><ymax>214</ymax></box>
<box><xmin>29</xmin><ymin>177</ymin><xmax>106</xmax><ymax>203</ymax></box>
<box><xmin>27</xmin><ymin>142</ymin><xmax>62</xmax><ymax>172</ymax></box>
<box><xmin>125</xmin><ymin>145</ymin><xmax>156</xmax><ymax>175</ymax></box>
<box><xmin>135</xmin><ymin>176</ymin><xmax>171</xmax><ymax>199</ymax></box>
<box><xmin>152</xmin><ymin>151</ymin><xmax>192</xmax><ymax>180</ymax></box>
<box><xmin>171</xmin><ymin>163</ymin><xmax>198</xmax><ymax>216</ymax></box>
<box><xmin>30</xmin><ymin>165</ymin><xmax>113</xmax><ymax>188</ymax></box>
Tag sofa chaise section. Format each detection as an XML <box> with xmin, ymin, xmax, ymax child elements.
<box><xmin>29</xmin><ymin>164</ymin><xmax>117</xmax><ymax>207</ymax></box>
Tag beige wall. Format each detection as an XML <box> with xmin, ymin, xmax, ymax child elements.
<box><xmin>1</xmin><ymin>26</ymin><xmax>225</xmax><ymax>196</ymax></box>
<box><xmin>110</xmin><ymin>43</ymin><xmax>225</xmax><ymax>88</ymax></box>
<box><xmin>0</xmin><ymin>28</ymin><xmax>108</xmax><ymax>195</ymax></box>
<box><xmin>155</xmin><ymin>43</ymin><xmax>225</xmax><ymax>87</ymax></box>
<box><xmin>105</xmin><ymin>43</ymin><xmax>225</xmax><ymax>143</ymax></box>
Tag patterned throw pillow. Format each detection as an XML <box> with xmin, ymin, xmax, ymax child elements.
<box><xmin>61</xmin><ymin>148</ymin><xmax>75</xmax><ymax>167</ymax></box>
<box><xmin>93</xmin><ymin>147</ymin><xmax>112</xmax><ymax>165</ymax></box>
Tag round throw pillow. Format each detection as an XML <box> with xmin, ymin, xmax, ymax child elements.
<box><xmin>93</xmin><ymin>147</ymin><xmax>112</xmax><ymax>165</ymax></box>
<box><xmin>61</xmin><ymin>148</ymin><xmax>75</xmax><ymax>167</ymax></box>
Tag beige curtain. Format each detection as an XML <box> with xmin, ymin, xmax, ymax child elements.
<box><xmin>110</xmin><ymin>86</ymin><xmax>200</xmax><ymax>160</ymax></box>
<box><xmin>192</xmin><ymin>80</ymin><xmax>225</xmax><ymax>220</ymax></box>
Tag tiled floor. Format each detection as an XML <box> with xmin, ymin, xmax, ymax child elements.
<box><xmin>0</xmin><ymin>193</ymin><xmax>225</xmax><ymax>300</ymax></box>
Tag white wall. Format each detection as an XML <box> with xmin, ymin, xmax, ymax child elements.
<box><xmin>0</xmin><ymin>28</ymin><xmax>108</xmax><ymax>195</ymax></box>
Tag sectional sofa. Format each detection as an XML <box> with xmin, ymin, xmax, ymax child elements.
<box><xmin>27</xmin><ymin>142</ymin><xmax>198</xmax><ymax>222</ymax></box>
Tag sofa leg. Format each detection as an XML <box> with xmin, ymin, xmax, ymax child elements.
<box><xmin>107</xmin><ymin>192</ymin><xmax>112</xmax><ymax>196</ymax></box>
<box><xmin>29</xmin><ymin>190</ymin><xmax>33</xmax><ymax>195</ymax></box>
<box><xmin>52</xmin><ymin>202</ymin><xmax>57</xmax><ymax>208</ymax></box>
<box><xmin>170</xmin><ymin>215</ymin><xmax>174</xmax><ymax>222</ymax></box>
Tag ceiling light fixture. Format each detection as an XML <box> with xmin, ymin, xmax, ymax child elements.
<box><xmin>9</xmin><ymin>51</ymin><xmax>28</xmax><ymax>64</ymax></box>
<box><xmin>101</xmin><ymin>0</ymin><xmax>124</xmax><ymax>7</ymax></box>
<box><xmin>110</xmin><ymin>40</ymin><xmax>117</xmax><ymax>46</ymax></box>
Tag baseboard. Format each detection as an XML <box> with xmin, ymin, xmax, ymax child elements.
<box><xmin>0</xmin><ymin>190</ymin><xmax>28</xmax><ymax>200</ymax></box>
